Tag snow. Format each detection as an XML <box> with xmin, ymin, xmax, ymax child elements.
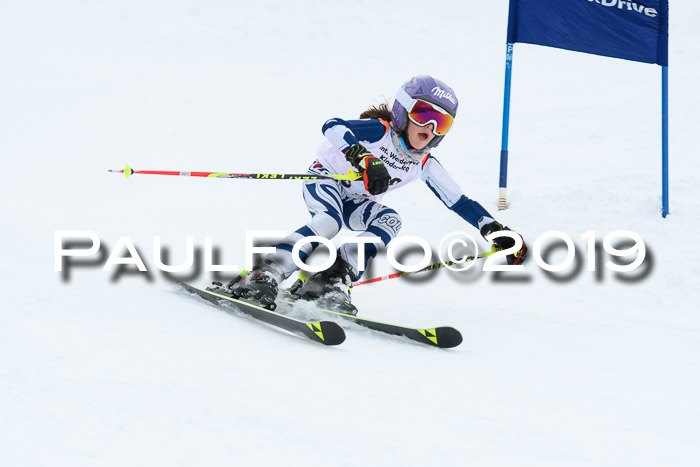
<box><xmin>2</xmin><ymin>1</ymin><xmax>700</xmax><ymax>466</ymax></box>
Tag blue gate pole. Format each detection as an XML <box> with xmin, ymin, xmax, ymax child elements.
<box><xmin>498</xmin><ymin>43</ymin><xmax>514</xmax><ymax>210</ymax></box>
<box><xmin>662</xmin><ymin>66</ymin><xmax>669</xmax><ymax>218</ymax></box>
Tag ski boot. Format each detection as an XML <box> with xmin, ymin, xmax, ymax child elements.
<box><xmin>227</xmin><ymin>258</ymin><xmax>284</xmax><ymax>311</ymax></box>
<box><xmin>295</xmin><ymin>257</ymin><xmax>358</xmax><ymax>315</ymax></box>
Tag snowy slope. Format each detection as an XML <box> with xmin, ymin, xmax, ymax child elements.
<box><xmin>2</xmin><ymin>1</ymin><xmax>700</xmax><ymax>466</ymax></box>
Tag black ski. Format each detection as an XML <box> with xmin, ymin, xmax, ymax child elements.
<box><xmin>209</xmin><ymin>280</ymin><xmax>461</xmax><ymax>348</ymax></box>
<box><xmin>317</xmin><ymin>309</ymin><xmax>462</xmax><ymax>348</ymax></box>
<box><xmin>180</xmin><ymin>283</ymin><xmax>345</xmax><ymax>346</ymax></box>
<box><xmin>281</xmin><ymin>293</ymin><xmax>462</xmax><ymax>349</ymax></box>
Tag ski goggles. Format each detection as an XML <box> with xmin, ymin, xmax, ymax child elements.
<box><xmin>407</xmin><ymin>99</ymin><xmax>454</xmax><ymax>136</ymax></box>
<box><xmin>395</xmin><ymin>87</ymin><xmax>454</xmax><ymax>136</ymax></box>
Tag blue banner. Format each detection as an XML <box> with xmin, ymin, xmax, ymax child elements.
<box><xmin>507</xmin><ymin>0</ymin><xmax>669</xmax><ymax>66</ymax></box>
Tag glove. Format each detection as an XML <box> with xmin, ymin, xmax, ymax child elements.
<box><xmin>344</xmin><ymin>144</ymin><xmax>390</xmax><ymax>195</ymax></box>
<box><xmin>480</xmin><ymin>221</ymin><xmax>527</xmax><ymax>265</ymax></box>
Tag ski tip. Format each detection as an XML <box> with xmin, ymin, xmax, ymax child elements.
<box><xmin>435</xmin><ymin>327</ymin><xmax>463</xmax><ymax>348</ymax></box>
<box><xmin>418</xmin><ymin>327</ymin><xmax>463</xmax><ymax>348</ymax></box>
<box><xmin>308</xmin><ymin>321</ymin><xmax>346</xmax><ymax>346</ymax></box>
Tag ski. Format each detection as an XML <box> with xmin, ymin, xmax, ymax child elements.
<box><xmin>321</xmin><ymin>310</ymin><xmax>462</xmax><ymax>349</ymax></box>
<box><xmin>280</xmin><ymin>292</ymin><xmax>462</xmax><ymax>349</ymax></box>
<box><xmin>180</xmin><ymin>282</ymin><xmax>346</xmax><ymax>346</ymax></box>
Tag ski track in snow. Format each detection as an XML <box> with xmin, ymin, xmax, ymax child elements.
<box><xmin>2</xmin><ymin>1</ymin><xmax>700</xmax><ymax>466</ymax></box>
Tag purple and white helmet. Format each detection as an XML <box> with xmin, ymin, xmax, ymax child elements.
<box><xmin>391</xmin><ymin>75</ymin><xmax>458</xmax><ymax>149</ymax></box>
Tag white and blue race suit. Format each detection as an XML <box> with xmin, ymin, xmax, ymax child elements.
<box><xmin>267</xmin><ymin>117</ymin><xmax>495</xmax><ymax>280</ymax></box>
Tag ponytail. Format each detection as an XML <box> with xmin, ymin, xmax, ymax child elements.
<box><xmin>360</xmin><ymin>102</ymin><xmax>392</xmax><ymax>122</ymax></box>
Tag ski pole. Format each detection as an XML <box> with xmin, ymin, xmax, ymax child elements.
<box><xmin>108</xmin><ymin>164</ymin><xmax>362</xmax><ymax>181</ymax></box>
<box><xmin>351</xmin><ymin>246</ymin><xmax>498</xmax><ymax>288</ymax></box>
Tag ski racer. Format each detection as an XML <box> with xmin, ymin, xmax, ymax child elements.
<box><xmin>230</xmin><ymin>75</ymin><xmax>527</xmax><ymax>314</ymax></box>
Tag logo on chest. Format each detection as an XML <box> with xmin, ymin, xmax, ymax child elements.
<box><xmin>378</xmin><ymin>146</ymin><xmax>418</xmax><ymax>174</ymax></box>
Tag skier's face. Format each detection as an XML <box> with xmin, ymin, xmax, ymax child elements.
<box><xmin>406</xmin><ymin>121</ymin><xmax>436</xmax><ymax>150</ymax></box>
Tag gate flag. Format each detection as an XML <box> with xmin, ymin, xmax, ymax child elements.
<box><xmin>499</xmin><ymin>0</ymin><xmax>670</xmax><ymax>217</ymax></box>
<box><xmin>507</xmin><ymin>0</ymin><xmax>668</xmax><ymax>65</ymax></box>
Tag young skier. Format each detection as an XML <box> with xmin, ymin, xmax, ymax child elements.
<box><xmin>230</xmin><ymin>75</ymin><xmax>527</xmax><ymax>313</ymax></box>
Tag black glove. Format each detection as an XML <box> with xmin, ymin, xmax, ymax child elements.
<box><xmin>344</xmin><ymin>144</ymin><xmax>390</xmax><ymax>195</ymax></box>
<box><xmin>480</xmin><ymin>221</ymin><xmax>527</xmax><ymax>265</ymax></box>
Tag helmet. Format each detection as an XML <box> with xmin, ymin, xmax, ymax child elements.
<box><xmin>390</xmin><ymin>75</ymin><xmax>458</xmax><ymax>149</ymax></box>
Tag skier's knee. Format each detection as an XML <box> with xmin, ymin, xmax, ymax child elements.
<box><xmin>374</xmin><ymin>209</ymin><xmax>402</xmax><ymax>239</ymax></box>
<box><xmin>310</xmin><ymin>212</ymin><xmax>342</xmax><ymax>238</ymax></box>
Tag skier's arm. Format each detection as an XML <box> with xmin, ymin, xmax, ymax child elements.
<box><xmin>322</xmin><ymin>118</ymin><xmax>389</xmax><ymax>152</ymax></box>
<box><xmin>420</xmin><ymin>155</ymin><xmax>495</xmax><ymax>230</ymax></box>
<box><xmin>421</xmin><ymin>155</ymin><xmax>528</xmax><ymax>265</ymax></box>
